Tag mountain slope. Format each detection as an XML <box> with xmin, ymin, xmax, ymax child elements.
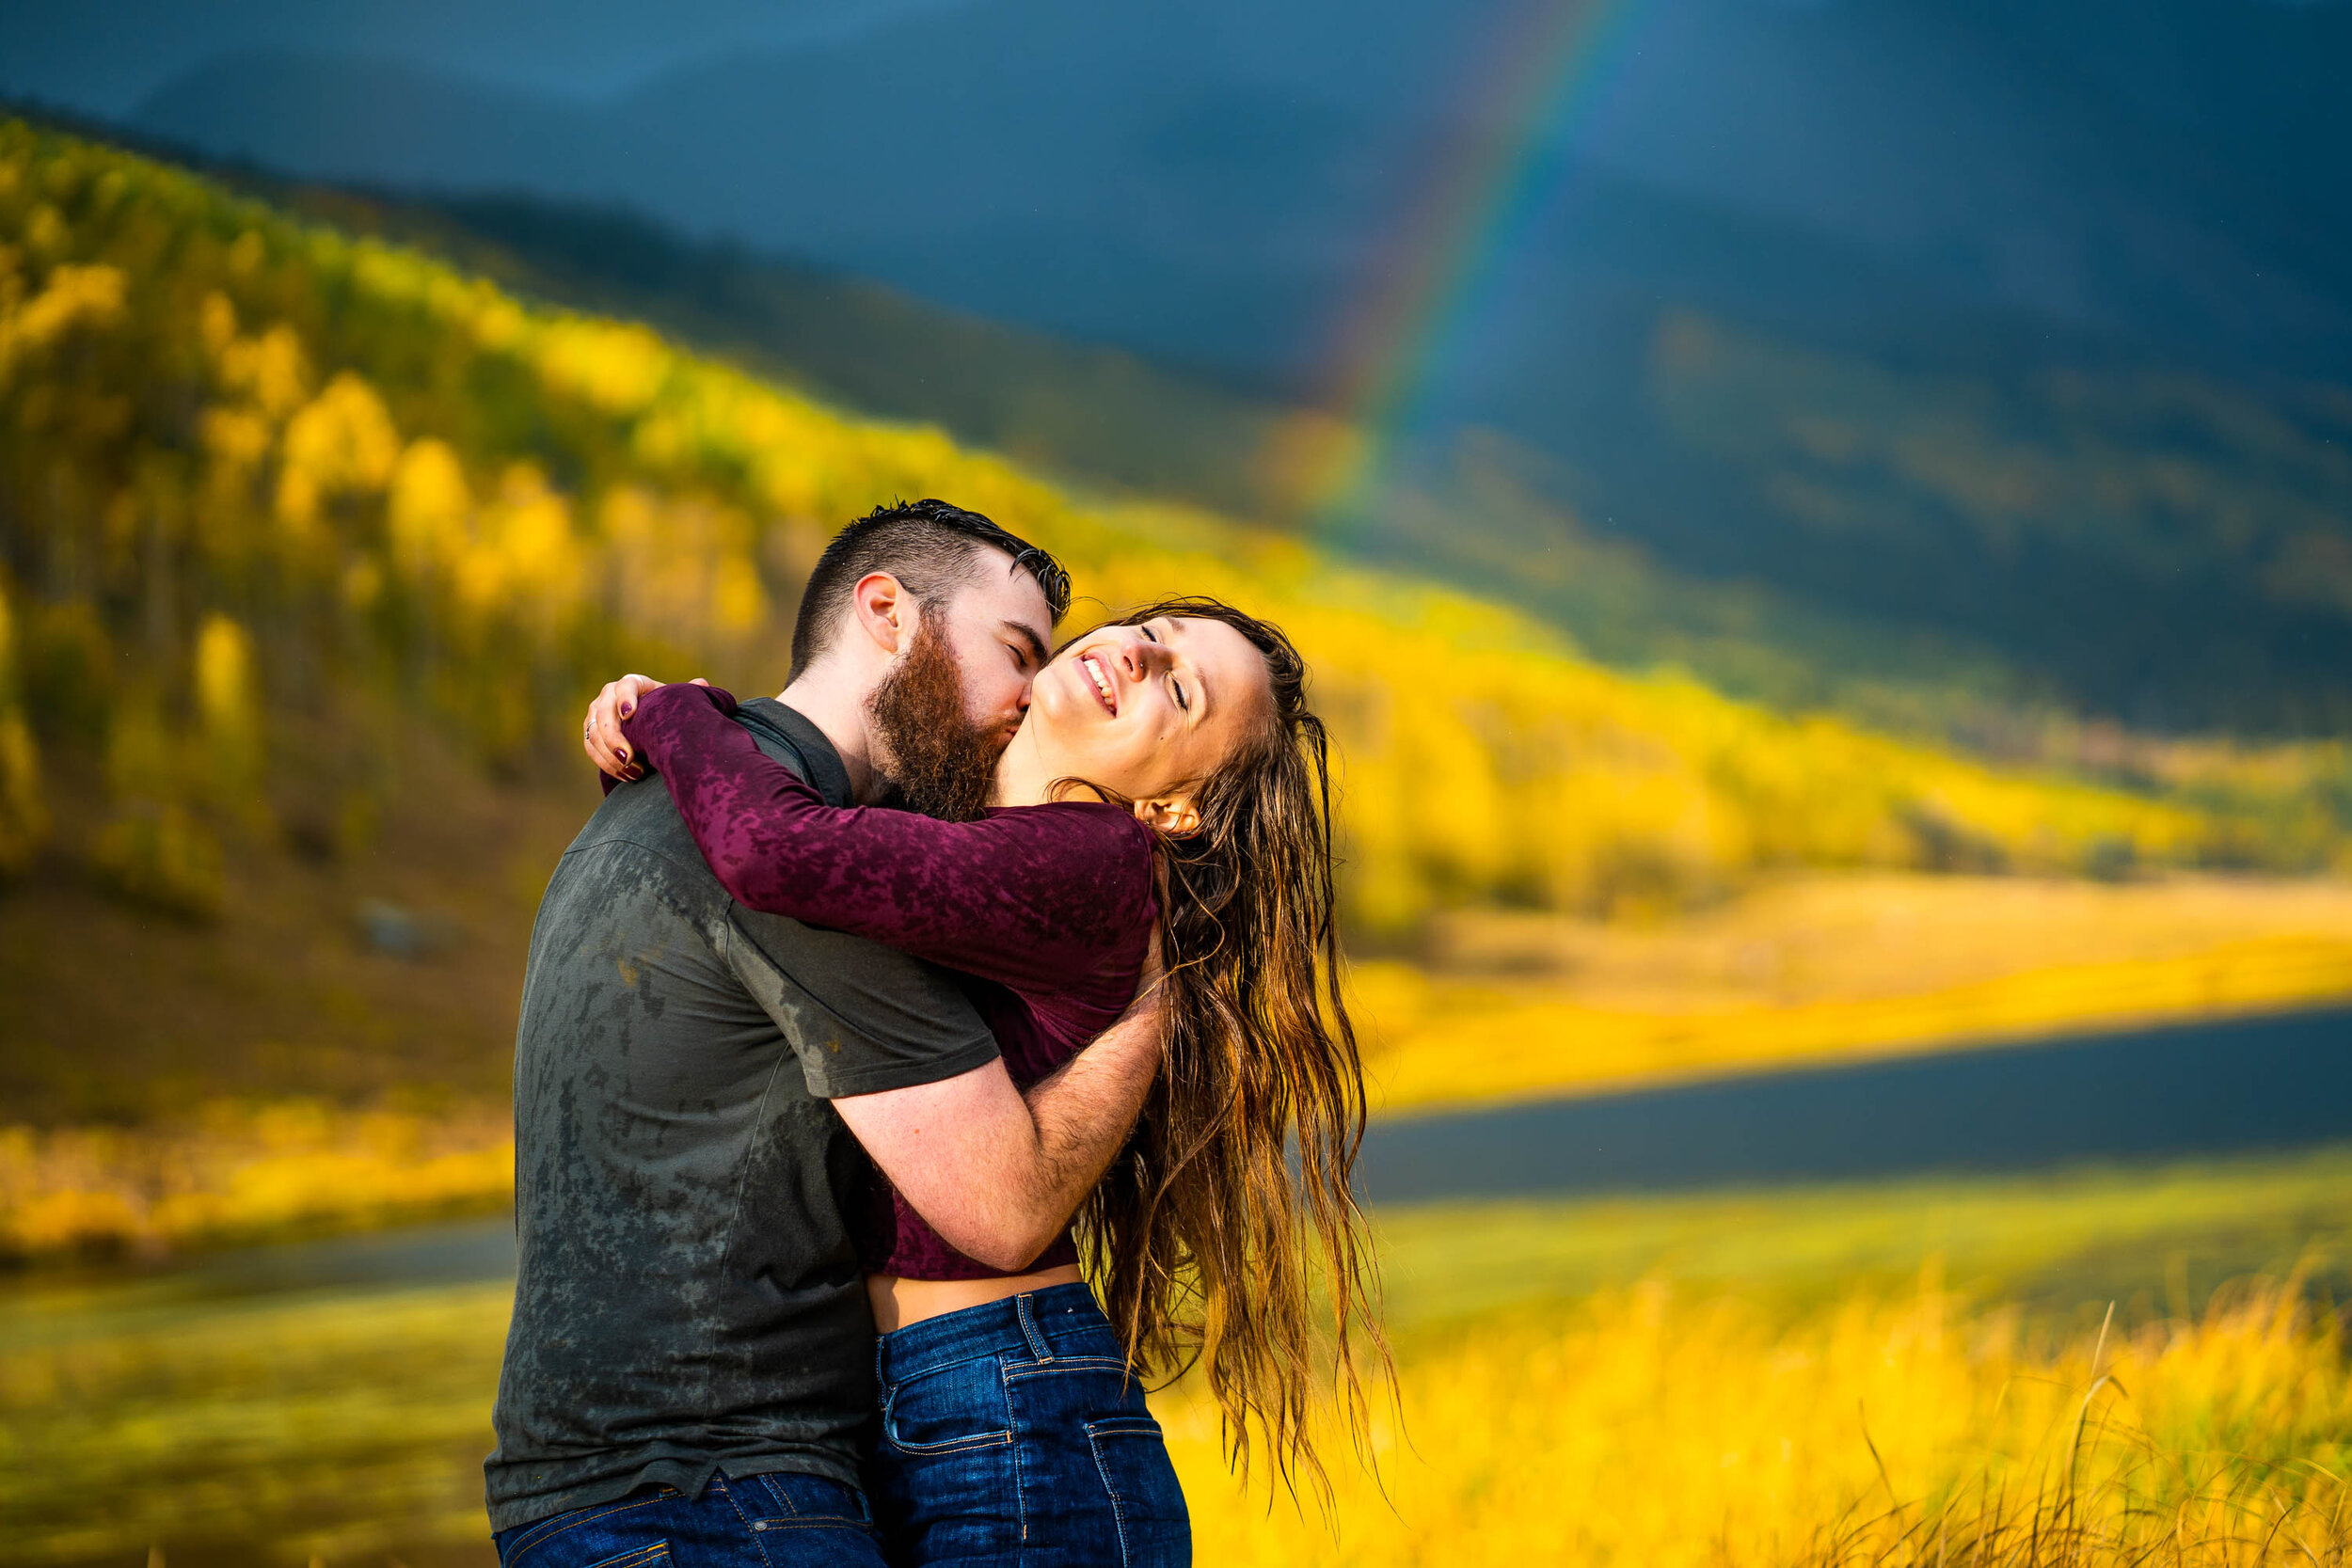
<box><xmin>112</xmin><ymin>150</ymin><xmax>2344</xmax><ymax>744</ymax></box>
<box><xmin>6</xmin><ymin>113</ymin><xmax>2335</xmax><ymax>947</ymax></box>
<box><xmin>111</xmin><ymin>0</ymin><xmax>2352</xmax><ymax>735</ymax></box>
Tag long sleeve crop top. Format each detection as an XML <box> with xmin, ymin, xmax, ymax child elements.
<box><xmin>620</xmin><ymin>680</ymin><xmax>1158</xmax><ymax>1279</ymax></box>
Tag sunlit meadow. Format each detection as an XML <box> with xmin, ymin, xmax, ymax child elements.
<box><xmin>1165</xmin><ymin>1278</ymin><xmax>2352</xmax><ymax>1568</ymax></box>
<box><xmin>9</xmin><ymin>1152</ymin><xmax>2352</xmax><ymax>1567</ymax></box>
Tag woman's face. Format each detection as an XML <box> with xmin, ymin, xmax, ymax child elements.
<box><xmin>1023</xmin><ymin>613</ymin><xmax>1271</xmax><ymax>831</ymax></box>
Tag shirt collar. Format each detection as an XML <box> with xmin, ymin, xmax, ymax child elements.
<box><xmin>736</xmin><ymin>697</ymin><xmax>855</xmax><ymax>808</ymax></box>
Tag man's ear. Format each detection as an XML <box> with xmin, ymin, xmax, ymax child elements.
<box><xmin>850</xmin><ymin>571</ymin><xmax>910</xmax><ymax>655</ymax></box>
<box><xmin>1131</xmin><ymin>794</ymin><xmax>1201</xmax><ymax>836</ymax></box>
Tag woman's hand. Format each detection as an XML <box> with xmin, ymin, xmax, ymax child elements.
<box><xmin>581</xmin><ymin>674</ymin><xmax>706</xmax><ymax>781</ymax></box>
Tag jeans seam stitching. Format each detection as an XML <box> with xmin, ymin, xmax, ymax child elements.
<box><xmin>882</xmin><ymin>1349</ymin><xmax>1005</xmax><ymax>1382</ymax></box>
<box><xmin>886</xmin><ymin>1429</ymin><xmax>1014</xmax><ymax>1455</ymax></box>
<box><xmin>741</xmin><ymin>1473</ymin><xmax>871</xmax><ymax>1530</ymax></box>
<box><xmin>1087</xmin><ymin>1422</ymin><xmax>1136</xmax><ymax>1568</ymax></box>
<box><xmin>505</xmin><ymin>1495</ymin><xmax>671</xmax><ymax>1568</ymax></box>
<box><xmin>595</xmin><ymin>1547</ymin><xmax>668</xmax><ymax>1568</ymax></box>
<box><xmin>882</xmin><ymin>1373</ymin><xmax>1014</xmax><ymax>1453</ymax></box>
<box><xmin>1016</xmin><ymin>1292</ymin><xmax>1054</xmax><ymax>1360</ymax></box>
<box><xmin>1008</xmin><ymin>1357</ymin><xmax>1034</xmax><ymax>1546</ymax></box>
<box><xmin>1004</xmin><ymin>1355</ymin><xmax>1130</xmax><ymax>1381</ymax></box>
<box><xmin>712</xmin><ymin>1473</ymin><xmax>773</xmax><ymax>1568</ymax></box>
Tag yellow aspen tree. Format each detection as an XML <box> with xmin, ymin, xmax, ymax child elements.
<box><xmin>193</xmin><ymin>613</ymin><xmax>262</xmax><ymax>819</ymax></box>
<box><xmin>0</xmin><ymin>589</ymin><xmax>49</xmax><ymax>876</ymax></box>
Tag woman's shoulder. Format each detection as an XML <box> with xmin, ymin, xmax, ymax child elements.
<box><xmin>977</xmin><ymin>800</ymin><xmax>1158</xmax><ymax>934</ymax></box>
<box><xmin>983</xmin><ymin>799</ymin><xmax>1157</xmax><ymax>857</ymax></box>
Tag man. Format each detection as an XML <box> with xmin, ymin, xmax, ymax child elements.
<box><xmin>487</xmin><ymin>500</ymin><xmax>1162</xmax><ymax>1565</ymax></box>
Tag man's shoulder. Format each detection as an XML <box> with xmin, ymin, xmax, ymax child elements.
<box><xmin>565</xmin><ymin>707</ymin><xmax>809</xmax><ymax>860</ymax></box>
<box><xmin>734</xmin><ymin>697</ymin><xmax>845</xmax><ymax>802</ymax></box>
<box><xmin>541</xmin><ymin>713</ymin><xmax>841</xmax><ymax>966</ymax></box>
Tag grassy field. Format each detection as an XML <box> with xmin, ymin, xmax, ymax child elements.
<box><xmin>8</xmin><ymin>1146</ymin><xmax>2352</xmax><ymax>1567</ymax></box>
<box><xmin>1364</xmin><ymin>872</ymin><xmax>2352</xmax><ymax>1111</ymax></box>
<box><xmin>1167</xmin><ymin>1274</ymin><xmax>2352</xmax><ymax>1567</ymax></box>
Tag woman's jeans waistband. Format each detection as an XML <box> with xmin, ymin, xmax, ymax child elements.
<box><xmin>874</xmin><ymin>1282</ymin><xmax>1113</xmax><ymax>1384</ymax></box>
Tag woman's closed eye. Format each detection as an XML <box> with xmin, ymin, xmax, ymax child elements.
<box><xmin>1140</xmin><ymin>623</ymin><xmax>1191</xmax><ymax>712</ymax></box>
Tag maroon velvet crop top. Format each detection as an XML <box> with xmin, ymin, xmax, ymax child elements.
<box><xmin>621</xmin><ymin>681</ymin><xmax>1157</xmax><ymax>1281</ymax></box>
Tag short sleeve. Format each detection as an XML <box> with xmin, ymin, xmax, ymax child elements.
<box><xmin>721</xmin><ymin>903</ymin><xmax>1001</xmax><ymax>1099</ymax></box>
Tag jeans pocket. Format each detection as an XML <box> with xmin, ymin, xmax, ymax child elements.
<box><xmin>584</xmin><ymin>1547</ymin><xmax>668</xmax><ymax>1568</ymax></box>
<box><xmin>882</xmin><ymin>1354</ymin><xmax>1016</xmax><ymax>1455</ymax></box>
<box><xmin>1087</xmin><ymin>1416</ymin><xmax>1191</xmax><ymax>1567</ymax></box>
<box><xmin>874</xmin><ymin>1361</ymin><xmax>1024</xmax><ymax>1560</ymax></box>
<box><xmin>498</xmin><ymin>1490</ymin><xmax>675</xmax><ymax>1568</ymax></box>
<box><xmin>739</xmin><ymin>1470</ymin><xmax>875</xmax><ymax>1531</ymax></box>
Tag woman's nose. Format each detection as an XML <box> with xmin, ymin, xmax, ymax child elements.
<box><xmin>1115</xmin><ymin>636</ymin><xmax>1171</xmax><ymax>680</ymax></box>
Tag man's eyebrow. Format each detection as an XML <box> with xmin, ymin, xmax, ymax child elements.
<box><xmin>1002</xmin><ymin>620</ymin><xmax>1050</xmax><ymax>667</ymax></box>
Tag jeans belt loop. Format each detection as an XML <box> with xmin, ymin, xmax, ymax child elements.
<box><xmin>1016</xmin><ymin>1292</ymin><xmax>1054</xmax><ymax>1361</ymax></box>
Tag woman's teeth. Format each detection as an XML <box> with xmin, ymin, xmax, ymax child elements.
<box><xmin>1082</xmin><ymin>655</ymin><xmax>1115</xmax><ymax>710</ymax></box>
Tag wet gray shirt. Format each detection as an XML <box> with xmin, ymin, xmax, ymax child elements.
<box><xmin>485</xmin><ymin>699</ymin><xmax>1000</xmax><ymax>1531</ymax></box>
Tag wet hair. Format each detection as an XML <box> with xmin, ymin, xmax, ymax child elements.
<box><xmin>788</xmin><ymin>499</ymin><xmax>1071</xmax><ymax>674</ymax></box>
<box><xmin>1070</xmin><ymin>596</ymin><xmax>1387</xmax><ymax>1497</ymax></box>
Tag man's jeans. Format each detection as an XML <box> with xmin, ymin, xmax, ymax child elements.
<box><xmin>493</xmin><ymin>1471</ymin><xmax>886</xmax><ymax>1568</ymax></box>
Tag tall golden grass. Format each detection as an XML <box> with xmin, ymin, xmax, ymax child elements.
<box><xmin>1164</xmin><ymin>1275</ymin><xmax>2352</xmax><ymax>1567</ymax></box>
<box><xmin>7</xmin><ymin>1157</ymin><xmax>2349</xmax><ymax>1566</ymax></box>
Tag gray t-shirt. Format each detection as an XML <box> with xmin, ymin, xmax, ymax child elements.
<box><xmin>485</xmin><ymin>699</ymin><xmax>1000</xmax><ymax>1531</ymax></box>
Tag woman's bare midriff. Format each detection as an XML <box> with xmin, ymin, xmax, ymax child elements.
<box><xmin>866</xmin><ymin>1265</ymin><xmax>1088</xmax><ymax>1333</ymax></box>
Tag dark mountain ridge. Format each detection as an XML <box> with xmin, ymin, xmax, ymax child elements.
<box><xmin>129</xmin><ymin>0</ymin><xmax>2352</xmax><ymax>383</ymax></box>
<box><xmin>66</xmin><ymin>0</ymin><xmax>2352</xmax><ymax>733</ymax></box>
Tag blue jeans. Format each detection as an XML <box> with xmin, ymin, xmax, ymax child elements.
<box><xmin>494</xmin><ymin>1471</ymin><xmax>886</xmax><ymax>1568</ymax></box>
<box><xmin>872</xmin><ymin>1283</ymin><xmax>1189</xmax><ymax>1567</ymax></box>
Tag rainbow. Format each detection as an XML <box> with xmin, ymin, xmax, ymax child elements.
<box><xmin>1295</xmin><ymin>0</ymin><xmax>1649</xmax><ymax>525</ymax></box>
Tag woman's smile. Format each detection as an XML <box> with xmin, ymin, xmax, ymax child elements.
<box><xmin>1078</xmin><ymin>651</ymin><xmax>1120</xmax><ymax>715</ymax></box>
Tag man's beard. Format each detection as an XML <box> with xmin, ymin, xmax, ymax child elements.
<box><xmin>867</xmin><ymin>611</ymin><xmax>1002</xmax><ymax>822</ymax></box>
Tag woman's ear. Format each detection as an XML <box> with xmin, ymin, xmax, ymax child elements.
<box><xmin>1132</xmin><ymin>794</ymin><xmax>1202</xmax><ymax>836</ymax></box>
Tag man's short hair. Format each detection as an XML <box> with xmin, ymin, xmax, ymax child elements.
<box><xmin>788</xmin><ymin>499</ymin><xmax>1072</xmax><ymax>673</ymax></box>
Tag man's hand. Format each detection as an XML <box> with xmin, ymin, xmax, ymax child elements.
<box><xmin>836</xmin><ymin>959</ymin><xmax>1167</xmax><ymax>1272</ymax></box>
<box><xmin>581</xmin><ymin>674</ymin><xmax>705</xmax><ymax>781</ymax></box>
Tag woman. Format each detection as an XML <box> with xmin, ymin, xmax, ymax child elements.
<box><xmin>582</xmin><ymin>597</ymin><xmax>1381</xmax><ymax>1566</ymax></box>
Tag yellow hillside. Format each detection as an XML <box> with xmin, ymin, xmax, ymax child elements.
<box><xmin>3</xmin><ymin>116</ymin><xmax>2344</xmax><ymax>941</ymax></box>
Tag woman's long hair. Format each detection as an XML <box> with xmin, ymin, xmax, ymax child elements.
<box><xmin>1064</xmin><ymin>596</ymin><xmax>1387</xmax><ymax>1494</ymax></box>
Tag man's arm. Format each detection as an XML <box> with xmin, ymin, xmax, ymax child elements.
<box><xmin>835</xmin><ymin>982</ymin><xmax>1164</xmax><ymax>1274</ymax></box>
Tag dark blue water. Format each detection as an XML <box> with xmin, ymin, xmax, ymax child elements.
<box><xmin>1357</xmin><ymin>1005</ymin><xmax>2352</xmax><ymax>1204</ymax></box>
